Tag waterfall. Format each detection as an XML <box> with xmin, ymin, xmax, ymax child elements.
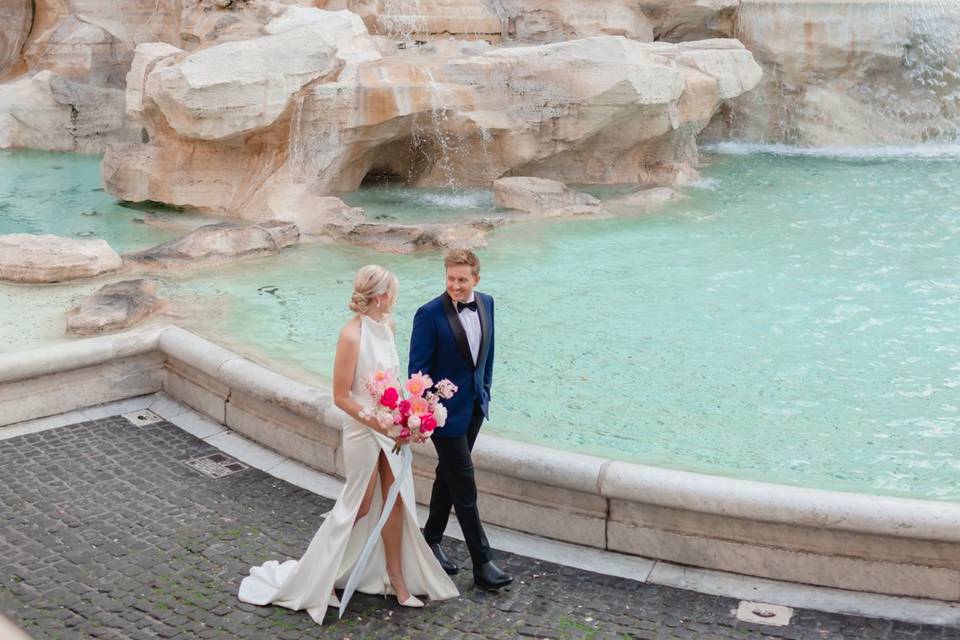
<box><xmin>422</xmin><ymin>69</ymin><xmax>458</xmax><ymax>188</ymax></box>
<box><xmin>727</xmin><ymin>0</ymin><xmax>960</xmax><ymax>147</ymax></box>
<box><xmin>381</xmin><ymin>0</ymin><xmax>426</xmax><ymax>44</ymax></box>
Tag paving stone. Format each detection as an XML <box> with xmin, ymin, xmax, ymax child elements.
<box><xmin>1</xmin><ymin>417</ymin><xmax>957</xmax><ymax>640</ymax></box>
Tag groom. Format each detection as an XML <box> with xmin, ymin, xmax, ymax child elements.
<box><xmin>408</xmin><ymin>249</ymin><xmax>512</xmax><ymax>590</ymax></box>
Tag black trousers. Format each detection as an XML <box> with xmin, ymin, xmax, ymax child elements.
<box><xmin>423</xmin><ymin>404</ymin><xmax>490</xmax><ymax>567</ymax></box>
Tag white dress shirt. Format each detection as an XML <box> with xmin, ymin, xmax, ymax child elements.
<box><xmin>456</xmin><ymin>293</ymin><xmax>482</xmax><ymax>365</ymax></box>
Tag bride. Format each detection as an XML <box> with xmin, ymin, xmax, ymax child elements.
<box><xmin>238</xmin><ymin>265</ymin><xmax>459</xmax><ymax>624</ymax></box>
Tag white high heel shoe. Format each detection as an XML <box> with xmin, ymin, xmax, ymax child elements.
<box><xmin>397</xmin><ymin>594</ymin><xmax>424</xmax><ymax>608</ymax></box>
<box><xmin>385</xmin><ymin>577</ymin><xmax>424</xmax><ymax>608</ymax></box>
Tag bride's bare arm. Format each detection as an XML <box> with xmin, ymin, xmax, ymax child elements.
<box><xmin>333</xmin><ymin>318</ymin><xmax>382</xmax><ymax>432</ymax></box>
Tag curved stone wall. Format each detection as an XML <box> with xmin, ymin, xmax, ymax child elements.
<box><xmin>2</xmin><ymin>326</ymin><xmax>958</xmax><ymax>602</ymax></box>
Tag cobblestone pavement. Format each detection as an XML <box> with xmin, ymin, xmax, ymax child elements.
<box><xmin>1</xmin><ymin>416</ymin><xmax>957</xmax><ymax>640</ymax></box>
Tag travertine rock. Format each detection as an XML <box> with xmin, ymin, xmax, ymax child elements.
<box><xmin>498</xmin><ymin>0</ymin><xmax>652</xmax><ymax>43</ymax></box>
<box><xmin>21</xmin><ymin>1</ymin><xmax>181</xmax><ymax>87</ymax></box>
<box><xmin>0</xmin><ymin>0</ymin><xmax>32</xmax><ymax>79</ymax></box>
<box><xmin>324</xmin><ymin>0</ymin><xmax>503</xmax><ymax>42</ymax></box>
<box><xmin>723</xmin><ymin>0</ymin><xmax>960</xmax><ymax>145</ymax></box>
<box><xmin>637</xmin><ymin>0</ymin><xmax>739</xmax><ymax>41</ymax></box>
<box><xmin>606</xmin><ymin>187</ymin><xmax>679</xmax><ymax>212</ymax></box>
<box><xmin>123</xmin><ymin>221</ymin><xmax>299</xmax><ymax>270</ymax></box>
<box><xmin>324</xmin><ymin>220</ymin><xmax>490</xmax><ymax>253</ymax></box>
<box><xmin>66</xmin><ymin>279</ymin><xmax>164</xmax><ymax>335</ymax></box>
<box><xmin>0</xmin><ymin>234</ymin><xmax>124</xmax><ymax>283</ymax></box>
<box><xmin>148</xmin><ymin>23</ymin><xmax>343</xmax><ymax>140</ymax></box>
<box><xmin>0</xmin><ymin>70</ymin><xmax>130</xmax><ymax>152</ymax></box>
<box><xmin>260</xmin><ymin>185</ymin><xmax>366</xmax><ymax>239</ymax></box>
<box><xmin>493</xmin><ymin>177</ymin><xmax>599</xmax><ymax>214</ymax></box>
<box><xmin>104</xmin><ymin>11</ymin><xmax>762</xmax><ymax>216</ymax></box>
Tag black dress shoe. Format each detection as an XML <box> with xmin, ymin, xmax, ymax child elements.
<box><xmin>429</xmin><ymin>543</ymin><xmax>459</xmax><ymax>575</ymax></box>
<box><xmin>473</xmin><ymin>561</ymin><xmax>512</xmax><ymax>589</ymax></box>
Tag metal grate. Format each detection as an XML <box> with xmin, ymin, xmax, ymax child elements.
<box><xmin>121</xmin><ymin>409</ymin><xmax>163</xmax><ymax>427</ymax></box>
<box><xmin>735</xmin><ymin>601</ymin><xmax>793</xmax><ymax>627</ymax></box>
<box><xmin>185</xmin><ymin>453</ymin><xmax>249</xmax><ymax>479</ymax></box>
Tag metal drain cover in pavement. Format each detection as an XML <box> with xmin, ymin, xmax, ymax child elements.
<box><xmin>121</xmin><ymin>409</ymin><xmax>163</xmax><ymax>426</ymax></box>
<box><xmin>185</xmin><ymin>453</ymin><xmax>249</xmax><ymax>479</ymax></box>
<box><xmin>736</xmin><ymin>601</ymin><xmax>793</xmax><ymax>627</ymax></box>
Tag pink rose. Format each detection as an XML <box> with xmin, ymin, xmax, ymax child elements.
<box><xmin>379</xmin><ymin>386</ymin><xmax>399</xmax><ymax>409</ymax></box>
<box><xmin>409</xmin><ymin>397</ymin><xmax>429</xmax><ymax>416</ymax></box>
<box><xmin>406</xmin><ymin>372</ymin><xmax>434</xmax><ymax>398</ymax></box>
<box><xmin>399</xmin><ymin>426</ymin><xmax>411</xmax><ymax>439</ymax></box>
<box><xmin>420</xmin><ymin>414</ymin><xmax>437</xmax><ymax>431</ymax></box>
<box><xmin>398</xmin><ymin>399</ymin><xmax>411</xmax><ymax>416</ymax></box>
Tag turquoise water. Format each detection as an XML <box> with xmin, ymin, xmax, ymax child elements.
<box><xmin>3</xmin><ymin>149</ymin><xmax>959</xmax><ymax>500</ymax></box>
<box><xmin>0</xmin><ymin>150</ymin><xmax>195</xmax><ymax>252</ymax></box>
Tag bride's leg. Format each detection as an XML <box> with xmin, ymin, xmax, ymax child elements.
<box><xmin>377</xmin><ymin>451</ymin><xmax>412</xmax><ymax>602</ymax></box>
<box><xmin>355</xmin><ymin>466</ymin><xmax>377</xmax><ymax>524</ymax></box>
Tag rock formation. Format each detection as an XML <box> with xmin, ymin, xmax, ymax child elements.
<box><xmin>103</xmin><ymin>6</ymin><xmax>761</xmax><ymax>220</ymax></box>
<box><xmin>637</xmin><ymin>0</ymin><xmax>739</xmax><ymax>42</ymax></box>
<box><xmin>493</xmin><ymin>177</ymin><xmax>599</xmax><ymax>215</ymax></box>
<box><xmin>497</xmin><ymin>0</ymin><xmax>652</xmax><ymax>44</ymax></box>
<box><xmin>605</xmin><ymin>187</ymin><xmax>679</xmax><ymax>213</ymax></box>
<box><xmin>323</xmin><ymin>0</ymin><xmax>503</xmax><ymax>42</ymax></box>
<box><xmin>65</xmin><ymin>279</ymin><xmax>164</xmax><ymax>335</ymax></box>
<box><xmin>3</xmin><ymin>0</ymin><xmax>957</xmax><ymax>159</ymax></box>
<box><xmin>0</xmin><ymin>0</ymin><xmax>32</xmax><ymax>79</ymax></box>
<box><xmin>722</xmin><ymin>0</ymin><xmax>960</xmax><ymax>146</ymax></box>
<box><xmin>0</xmin><ymin>234</ymin><xmax>124</xmax><ymax>283</ymax></box>
<box><xmin>0</xmin><ymin>70</ymin><xmax>127</xmax><ymax>152</ymax></box>
<box><xmin>123</xmin><ymin>221</ymin><xmax>299</xmax><ymax>271</ymax></box>
<box><xmin>324</xmin><ymin>219</ymin><xmax>498</xmax><ymax>253</ymax></box>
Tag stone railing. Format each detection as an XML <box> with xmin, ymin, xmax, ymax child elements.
<box><xmin>2</xmin><ymin>326</ymin><xmax>958</xmax><ymax>602</ymax></box>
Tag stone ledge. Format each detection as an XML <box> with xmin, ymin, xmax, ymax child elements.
<box><xmin>600</xmin><ymin>461</ymin><xmax>960</xmax><ymax>544</ymax></box>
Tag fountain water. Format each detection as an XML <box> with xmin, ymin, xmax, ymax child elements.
<box><xmin>727</xmin><ymin>0</ymin><xmax>960</xmax><ymax>146</ymax></box>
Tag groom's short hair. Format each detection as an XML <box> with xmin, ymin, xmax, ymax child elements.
<box><xmin>444</xmin><ymin>249</ymin><xmax>480</xmax><ymax>276</ymax></box>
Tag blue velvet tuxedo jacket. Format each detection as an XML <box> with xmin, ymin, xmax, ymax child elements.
<box><xmin>408</xmin><ymin>291</ymin><xmax>494</xmax><ymax>439</ymax></box>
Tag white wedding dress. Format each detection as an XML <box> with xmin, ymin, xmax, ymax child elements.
<box><xmin>238</xmin><ymin>315</ymin><xmax>459</xmax><ymax>624</ymax></box>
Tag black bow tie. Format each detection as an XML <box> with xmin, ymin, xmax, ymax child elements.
<box><xmin>456</xmin><ymin>300</ymin><xmax>478</xmax><ymax>313</ymax></box>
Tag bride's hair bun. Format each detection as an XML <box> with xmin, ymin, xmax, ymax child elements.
<box><xmin>349</xmin><ymin>265</ymin><xmax>398</xmax><ymax>314</ymax></box>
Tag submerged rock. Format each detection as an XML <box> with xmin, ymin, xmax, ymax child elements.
<box><xmin>606</xmin><ymin>187</ymin><xmax>680</xmax><ymax>212</ymax></box>
<box><xmin>65</xmin><ymin>279</ymin><xmax>164</xmax><ymax>335</ymax></box>
<box><xmin>123</xmin><ymin>221</ymin><xmax>299</xmax><ymax>271</ymax></box>
<box><xmin>0</xmin><ymin>234</ymin><xmax>123</xmax><ymax>283</ymax></box>
<box><xmin>325</xmin><ymin>220</ymin><xmax>494</xmax><ymax>254</ymax></box>
<box><xmin>494</xmin><ymin>177</ymin><xmax>600</xmax><ymax>214</ymax></box>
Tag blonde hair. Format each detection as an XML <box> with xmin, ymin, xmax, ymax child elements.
<box><xmin>444</xmin><ymin>249</ymin><xmax>480</xmax><ymax>276</ymax></box>
<box><xmin>349</xmin><ymin>265</ymin><xmax>398</xmax><ymax>314</ymax></box>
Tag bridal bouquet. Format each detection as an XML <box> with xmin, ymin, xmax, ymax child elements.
<box><xmin>359</xmin><ymin>369</ymin><xmax>457</xmax><ymax>453</ymax></box>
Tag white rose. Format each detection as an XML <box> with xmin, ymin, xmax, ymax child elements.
<box><xmin>408</xmin><ymin>414</ymin><xmax>421</xmax><ymax>429</ymax></box>
<box><xmin>377</xmin><ymin>411</ymin><xmax>394</xmax><ymax>430</ymax></box>
<box><xmin>433</xmin><ymin>404</ymin><xmax>447</xmax><ymax>427</ymax></box>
